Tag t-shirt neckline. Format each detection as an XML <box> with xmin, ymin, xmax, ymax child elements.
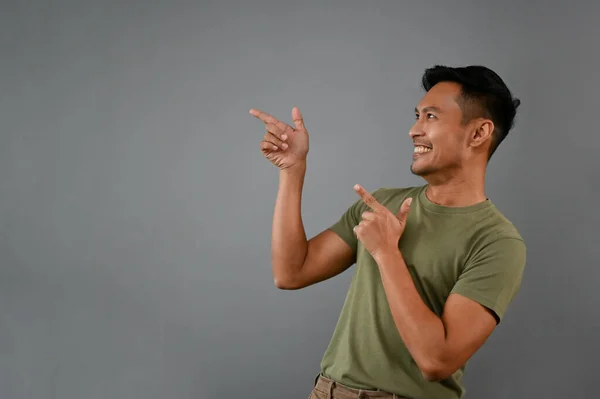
<box><xmin>417</xmin><ymin>185</ymin><xmax>493</xmax><ymax>214</ymax></box>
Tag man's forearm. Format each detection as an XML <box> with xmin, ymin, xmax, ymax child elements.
<box><xmin>271</xmin><ymin>161</ymin><xmax>308</xmax><ymax>284</ymax></box>
<box><xmin>374</xmin><ymin>249</ymin><xmax>449</xmax><ymax>379</ymax></box>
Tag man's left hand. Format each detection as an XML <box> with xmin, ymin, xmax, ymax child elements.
<box><xmin>352</xmin><ymin>184</ymin><xmax>413</xmax><ymax>258</ymax></box>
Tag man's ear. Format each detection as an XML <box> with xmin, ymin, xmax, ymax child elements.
<box><xmin>470</xmin><ymin>118</ymin><xmax>494</xmax><ymax>148</ymax></box>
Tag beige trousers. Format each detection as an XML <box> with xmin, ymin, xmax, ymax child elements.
<box><xmin>308</xmin><ymin>374</ymin><xmax>410</xmax><ymax>399</ymax></box>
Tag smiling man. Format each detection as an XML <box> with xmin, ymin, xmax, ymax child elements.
<box><xmin>250</xmin><ymin>65</ymin><xmax>525</xmax><ymax>399</ymax></box>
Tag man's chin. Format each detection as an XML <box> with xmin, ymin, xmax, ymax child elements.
<box><xmin>410</xmin><ymin>164</ymin><xmax>424</xmax><ymax>176</ymax></box>
<box><xmin>410</xmin><ymin>163</ymin><xmax>433</xmax><ymax>177</ymax></box>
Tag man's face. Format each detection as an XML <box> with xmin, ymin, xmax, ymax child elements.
<box><xmin>409</xmin><ymin>82</ymin><xmax>471</xmax><ymax>178</ymax></box>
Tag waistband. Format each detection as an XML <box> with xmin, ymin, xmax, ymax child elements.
<box><xmin>314</xmin><ymin>374</ymin><xmax>408</xmax><ymax>399</ymax></box>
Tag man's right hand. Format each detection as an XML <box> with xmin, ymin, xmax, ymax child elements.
<box><xmin>249</xmin><ymin>107</ymin><xmax>309</xmax><ymax>170</ymax></box>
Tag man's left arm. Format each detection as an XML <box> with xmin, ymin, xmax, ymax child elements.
<box><xmin>350</xmin><ymin>184</ymin><xmax>526</xmax><ymax>382</ymax></box>
<box><xmin>374</xmin><ymin>237</ymin><xmax>526</xmax><ymax>382</ymax></box>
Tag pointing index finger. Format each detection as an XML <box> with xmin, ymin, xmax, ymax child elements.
<box><xmin>249</xmin><ymin>108</ymin><xmax>279</xmax><ymax>125</ymax></box>
<box><xmin>250</xmin><ymin>108</ymin><xmax>294</xmax><ymax>134</ymax></box>
<box><xmin>353</xmin><ymin>184</ymin><xmax>383</xmax><ymax>211</ymax></box>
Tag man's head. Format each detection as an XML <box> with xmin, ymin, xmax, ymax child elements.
<box><xmin>409</xmin><ymin>65</ymin><xmax>520</xmax><ymax>180</ymax></box>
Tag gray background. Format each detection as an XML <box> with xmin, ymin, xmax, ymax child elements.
<box><xmin>1</xmin><ymin>0</ymin><xmax>598</xmax><ymax>398</ymax></box>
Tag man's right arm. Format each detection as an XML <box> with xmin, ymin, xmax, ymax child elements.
<box><xmin>249</xmin><ymin>106</ymin><xmax>356</xmax><ymax>289</ymax></box>
<box><xmin>271</xmin><ymin>161</ymin><xmax>355</xmax><ymax>290</ymax></box>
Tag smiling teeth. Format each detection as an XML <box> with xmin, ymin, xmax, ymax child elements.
<box><xmin>414</xmin><ymin>146</ymin><xmax>431</xmax><ymax>153</ymax></box>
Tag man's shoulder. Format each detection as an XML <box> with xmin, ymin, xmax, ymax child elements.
<box><xmin>478</xmin><ymin>203</ymin><xmax>525</xmax><ymax>245</ymax></box>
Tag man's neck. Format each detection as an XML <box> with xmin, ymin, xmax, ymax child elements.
<box><xmin>424</xmin><ymin>175</ymin><xmax>487</xmax><ymax>208</ymax></box>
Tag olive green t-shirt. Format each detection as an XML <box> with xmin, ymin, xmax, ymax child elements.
<box><xmin>320</xmin><ymin>185</ymin><xmax>526</xmax><ymax>399</ymax></box>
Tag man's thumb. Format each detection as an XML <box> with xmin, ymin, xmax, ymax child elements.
<box><xmin>292</xmin><ymin>106</ymin><xmax>305</xmax><ymax>130</ymax></box>
<box><xmin>396</xmin><ymin>197</ymin><xmax>413</xmax><ymax>223</ymax></box>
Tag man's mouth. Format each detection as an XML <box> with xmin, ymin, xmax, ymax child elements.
<box><xmin>413</xmin><ymin>145</ymin><xmax>432</xmax><ymax>154</ymax></box>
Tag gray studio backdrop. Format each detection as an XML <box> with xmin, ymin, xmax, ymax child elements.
<box><xmin>1</xmin><ymin>1</ymin><xmax>598</xmax><ymax>398</ymax></box>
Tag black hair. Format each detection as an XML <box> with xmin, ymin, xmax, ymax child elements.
<box><xmin>421</xmin><ymin>65</ymin><xmax>520</xmax><ymax>159</ymax></box>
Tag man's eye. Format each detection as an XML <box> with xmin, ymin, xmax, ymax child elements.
<box><xmin>427</xmin><ymin>113</ymin><xmax>436</xmax><ymax>119</ymax></box>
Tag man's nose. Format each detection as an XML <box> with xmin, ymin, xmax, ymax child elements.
<box><xmin>409</xmin><ymin>123</ymin><xmax>424</xmax><ymax>139</ymax></box>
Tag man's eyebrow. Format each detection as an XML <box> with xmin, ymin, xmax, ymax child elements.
<box><xmin>415</xmin><ymin>106</ymin><xmax>443</xmax><ymax>114</ymax></box>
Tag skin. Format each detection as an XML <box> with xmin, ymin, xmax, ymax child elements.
<box><xmin>249</xmin><ymin>81</ymin><xmax>499</xmax><ymax>382</ymax></box>
<box><xmin>409</xmin><ymin>82</ymin><xmax>493</xmax><ymax>207</ymax></box>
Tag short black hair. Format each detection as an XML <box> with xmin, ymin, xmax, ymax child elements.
<box><xmin>421</xmin><ymin>65</ymin><xmax>521</xmax><ymax>159</ymax></box>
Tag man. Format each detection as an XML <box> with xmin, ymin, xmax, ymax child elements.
<box><xmin>249</xmin><ymin>65</ymin><xmax>526</xmax><ymax>399</ymax></box>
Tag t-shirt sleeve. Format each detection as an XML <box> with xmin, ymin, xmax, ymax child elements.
<box><xmin>450</xmin><ymin>237</ymin><xmax>526</xmax><ymax>324</ymax></box>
